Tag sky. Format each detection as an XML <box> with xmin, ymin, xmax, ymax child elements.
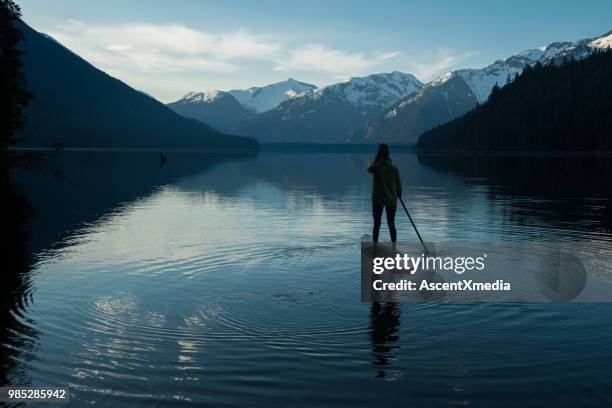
<box><xmin>18</xmin><ymin>0</ymin><xmax>612</xmax><ymax>102</ymax></box>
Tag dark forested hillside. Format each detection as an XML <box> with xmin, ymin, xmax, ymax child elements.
<box><xmin>15</xmin><ymin>21</ymin><xmax>257</xmax><ymax>149</ymax></box>
<box><xmin>0</xmin><ymin>1</ymin><xmax>32</xmax><ymax>152</ymax></box>
<box><xmin>418</xmin><ymin>49</ymin><xmax>612</xmax><ymax>151</ymax></box>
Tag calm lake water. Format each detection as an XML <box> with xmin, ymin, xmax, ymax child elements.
<box><xmin>3</xmin><ymin>150</ymin><xmax>612</xmax><ymax>407</ymax></box>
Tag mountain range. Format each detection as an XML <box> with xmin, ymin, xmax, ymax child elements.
<box><xmin>418</xmin><ymin>48</ymin><xmax>612</xmax><ymax>151</ymax></box>
<box><xmin>363</xmin><ymin>31</ymin><xmax>612</xmax><ymax>144</ymax></box>
<box><xmin>170</xmin><ymin>71</ymin><xmax>422</xmax><ymax>142</ymax></box>
<box><xmin>238</xmin><ymin>71</ymin><xmax>422</xmax><ymax>143</ymax></box>
<box><xmin>169</xmin><ymin>30</ymin><xmax>612</xmax><ymax>145</ymax></box>
<box><xmin>16</xmin><ymin>20</ymin><xmax>257</xmax><ymax>149</ymax></box>
<box><xmin>167</xmin><ymin>79</ymin><xmax>315</xmax><ymax>133</ymax></box>
<box><xmin>17</xmin><ymin>18</ymin><xmax>612</xmax><ymax>149</ymax></box>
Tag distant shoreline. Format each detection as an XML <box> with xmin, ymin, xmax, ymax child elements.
<box><xmin>10</xmin><ymin>145</ymin><xmax>612</xmax><ymax>157</ymax></box>
<box><xmin>416</xmin><ymin>149</ymin><xmax>612</xmax><ymax>157</ymax></box>
<box><xmin>9</xmin><ymin>144</ymin><xmax>416</xmax><ymax>153</ymax></box>
<box><xmin>9</xmin><ymin>146</ymin><xmax>260</xmax><ymax>154</ymax></box>
<box><xmin>259</xmin><ymin>143</ymin><xmax>416</xmax><ymax>152</ymax></box>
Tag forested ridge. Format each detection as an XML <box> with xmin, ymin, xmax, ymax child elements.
<box><xmin>418</xmin><ymin>49</ymin><xmax>612</xmax><ymax>151</ymax></box>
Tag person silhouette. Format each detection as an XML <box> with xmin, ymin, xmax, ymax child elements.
<box><xmin>367</xmin><ymin>143</ymin><xmax>402</xmax><ymax>243</ymax></box>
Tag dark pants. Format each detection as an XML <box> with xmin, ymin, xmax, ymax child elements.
<box><xmin>373</xmin><ymin>205</ymin><xmax>397</xmax><ymax>243</ymax></box>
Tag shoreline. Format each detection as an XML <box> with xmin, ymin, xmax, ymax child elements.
<box><xmin>10</xmin><ymin>145</ymin><xmax>612</xmax><ymax>157</ymax></box>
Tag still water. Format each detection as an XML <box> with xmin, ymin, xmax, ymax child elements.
<box><xmin>3</xmin><ymin>150</ymin><xmax>612</xmax><ymax>407</ymax></box>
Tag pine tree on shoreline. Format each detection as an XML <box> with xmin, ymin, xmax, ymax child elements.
<box><xmin>0</xmin><ymin>0</ymin><xmax>33</xmax><ymax>157</ymax></box>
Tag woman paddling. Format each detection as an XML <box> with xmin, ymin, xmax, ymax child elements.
<box><xmin>367</xmin><ymin>143</ymin><xmax>402</xmax><ymax>243</ymax></box>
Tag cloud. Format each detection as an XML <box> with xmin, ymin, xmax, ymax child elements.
<box><xmin>43</xmin><ymin>19</ymin><xmax>473</xmax><ymax>102</ymax></box>
<box><xmin>50</xmin><ymin>21</ymin><xmax>400</xmax><ymax>82</ymax></box>
<box><xmin>376</xmin><ymin>51</ymin><xmax>401</xmax><ymax>61</ymax></box>
<box><xmin>406</xmin><ymin>48</ymin><xmax>475</xmax><ymax>81</ymax></box>
<box><xmin>106</xmin><ymin>44</ymin><xmax>132</xmax><ymax>52</ymax></box>
<box><xmin>274</xmin><ymin>44</ymin><xmax>399</xmax><ymax>75</ymax></box>
<box><xmin>48</xmin><ymin>20</ymin><xmax>281</xmax><ymax>75</ymax></box>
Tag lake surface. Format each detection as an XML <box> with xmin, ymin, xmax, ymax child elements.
<box><xmin>3</xmin><ymin>150</ymin><xmax>612</xmax><ymax>407</ymax></box>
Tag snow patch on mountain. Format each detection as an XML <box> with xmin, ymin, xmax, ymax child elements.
<box><xmin>456</xmin><ymin>67</ymin><xmax>517</xmax><ymax>103</ymax></box>
<box><xmin>387</xmin><ymin>71</ymin><xmax>453</xmax><ymax>116</ymax></box>
<box><xmin>229</xmin><ymin>78</ymin><xmax>317</xmax><ymax>114</ymax></box>
<box><xmin>181</xmin><ymin>90</ymin><xmax>225</xmax><ymax>103</ymax></box>
<box><xmin>540</xmin><ymin>42</ymin><xmax>573</xmax><ymax>59</ymax></box>
<box><xmin>326</xmin><ymin>71</ymin><xmax>422</xmax><ymax>110</ymax></box>
<box><xmin>292</xmin><ymin>71</ymin><xmax>422</xmax><ymax>113</ymax></box>
<box><xmin>589</xmin><ymin>32</ymin><xmax>612</xmax><ymax>49</ymax></box>
<box><xmin>454</xmin><ymin>48</ymin><xmax>543</xmax><ymax>102</ymax></box>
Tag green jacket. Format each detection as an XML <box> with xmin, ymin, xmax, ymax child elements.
<box><xmin>367</xmin><ymin>159</ymin><xmax>402</xmax><ymax>207</ymax></box>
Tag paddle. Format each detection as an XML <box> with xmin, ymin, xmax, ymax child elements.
<box><xmin>398</xmin><ymin>196</ymin><xmax>430</xmax><ymax>255</ymax></box>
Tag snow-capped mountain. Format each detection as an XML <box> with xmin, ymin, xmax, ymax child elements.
<box><xmin>456</xmin><ymin>31</ymin><xmax>612</xmax><ymax>103</ymax></box>
<box><xmin>588</xmin><ymin>32</ymin><xmax>612</xmax><ymax>49</ymax></box>
<box><xmin>454</xmin><ymin>49</ymin><xmax>543</xmax><ymax>103</ymax></box>
<box><xmin>167</xmin><ymin>30</ymin><xmax>612</xmax><ymax>144</ymax></box>
<box><xmin>363</xmin><ymin>30</ymin><xmax>612</xmax><ymax>144</ymax></box>
<box><xmin>358</xmin><ymin>72</ymin><xmax>478</xmax><ymax>144</ymax></box>
<box><xmin>168</xmin><ymin>79</ymin><xmax>317</xmax><ymax>132</ymax></box>
<box><xmin>167</xmin><ymin>90</ymin><xmax>251</xmax><ymax>133</ymax></box>
<box><xmin>238</xmin><ymin>72</ymin><xmax>422</xmax><ymax>143</ymax></box>
<box><xmin>179</xmin><ymin>90</ymin><xmax>226</xmax><ymax>103</ymax></box>
<box><xmin>229</xmin><ymin>78</ymin><xmax>317</xmax><ymax>114</ymax></box>
<box><xmin>310</xmin><ymin>71</ymin><xmax>422</xmax><ymax>111</ymax></box>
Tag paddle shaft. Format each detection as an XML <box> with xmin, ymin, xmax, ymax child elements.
<box><xmin>398</xmin><ymin>197</ymin><xmax>429</xmax><ymax>253</ymax></box>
